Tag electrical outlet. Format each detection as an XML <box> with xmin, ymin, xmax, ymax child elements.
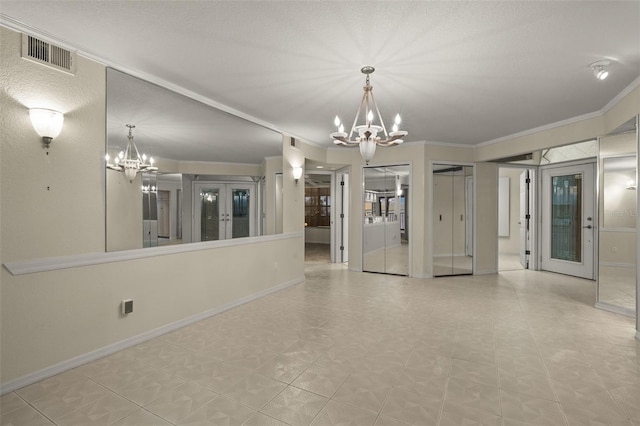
<box><xmin>122</xmin><ymin>299</ymin><xmax>133</xmax><ymax>315</ymax></box>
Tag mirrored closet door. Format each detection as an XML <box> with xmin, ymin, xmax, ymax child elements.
<box><xmin>433</xmin><ymin>164</ymin><xmax>474</xmax><ymax>276</ymax></box>
<box><xmin>363</xmin><ymin>165</ymin><xmax>410</xmax><ymax>275</ymax></box>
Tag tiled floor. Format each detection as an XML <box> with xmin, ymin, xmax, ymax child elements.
<box><xmin>2</xmin><ymin>264</ymin><xmax>639</xmax><ymax>425</ymax></box>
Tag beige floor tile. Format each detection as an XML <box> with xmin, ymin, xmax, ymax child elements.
<box><xmin>291</xmin><ymin>364</ymin><xmax>350</xmax><ymax>398</ymax></box>
<box><xmin>245</xmin><ymin>412</ymin><xmax>291</xmax><ymax>426</ymax></box>
<box><xmin>177</xmin><ymin>395</ymin><xmax>255</xmax><ymax>425</ymax></box>
<box><xmin>404</xmin><ymin>349</ymin><xmax>451</xmax><ymax>376</ymax></box>
<box><xmin>190</xmin><ymin>361</ymin><xmax>252</xmax><ymax>394</ymax></box>
<box><xmin>439</xmin><ymin>401</ymin><xmax>502</xmax><ymax>426</ymax></box>
<box><xmin>260</xmin><ymin>386</ymin><xmax>328</xmax><ymax>426</ymax></box>
<box><xmin>373</xmin><ymin>415</ymin><xmax>412</xmax><ymax>425</ymax></box>
<box><xmin>55</xmin><ymin>392</ymin><xmax>138</xmax><ymax>426</ymax></box>
<box><xmin>223</xmin><ymin>372</ymin><xmax>287</xmax><ymax>410</ymax></box>
<box><xmin>0</xmin><ymin>392</ymin><xmax>27</xmax><ymax>416</ymax></box>
<box><xmin>450</xmin><ymin>358</ymin><xmax>498</xmax><ymax>387</ymax></box>
<box><xmin>394</xmin><ymin>367</ymin><xmax>448</xmax><ymax>400</ymax></box>
<box><xmin>0</xmin><ymin>404</ymin><xmax>54</xmax><ymax>426</ymax></box>
<box><xmin>110</xmin><ymin>408</ymin><xmax>173</xmax><ymax>425</ymax></box>
<box><xmin>609</xmin><ymin>384</ymin><xmax>640</xmax><ymax>421</ymax></box>
<box><xmin>117</xmin><ymin>369</ymin><xmax>186</xmax><ymax>406</ymax></box>
<box><xmin>444</xmin><ymin>378</ymin><xmax>501</xmax><ymax>417</ymax></box>
<box><xmin>501</xmin><ymin>390</ymin><xmax>566</xmax><ymax>425</ymax></box>
<box><xmin>145</xmin><ymin>381</ymin><xmax>218</xmax><ymax>424</ymax></box>
<box><xmin>499</xmin><ymin>369</ymin><xmax>557</xmax><ymax>401</ymax></box>
<box><xmin>16</xmin><ymin>371</ymin><xmax>88</xmax><ymax>403</ymax></box>
<box><xmin>380</xmin><ymin>386</ymin><xmax>443</xmax><ymax>425</ymax></box>
<box><xmin>497</xmin><ymin>352</ymin><xmax>548</xmax><ymax>377</ymax></box>
<box><xmin>332</xmin><ymin>373</ymin><xmax>394</xmax><ymax>413</ymax></box>
<box><xmin>309</xmin><ymin>400</ymin><xmax>378</xmax><ymax>426</ymax></box>
<box><xmin>27</xmin><ymin>378</ymin><xmax>113</xmax><ymax>420</ymax></box>
<box><xmin>255</xmin><ymin>354</ymin><xmax>312</xmax><ymax>384</ymax></box>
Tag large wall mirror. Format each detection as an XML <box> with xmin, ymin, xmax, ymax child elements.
<box><xmin>106</xmin><ymin>68</ymin><xmax>283</xmax><ymax>252</ymax></box>
<box><xmin>597</xmin><ymin>116</ymin><xmax>638</xmax><ymax>315</ymax></box>
<box><xmin>363</xmin><ymin>165</ymin><xmax>410</xmax><ymax>276</ymax></box>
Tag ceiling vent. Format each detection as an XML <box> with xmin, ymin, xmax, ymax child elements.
<box><xmin>21</xmin><ymin>33</ymin><xmax>76</xmax><ymax>75</ymax></box>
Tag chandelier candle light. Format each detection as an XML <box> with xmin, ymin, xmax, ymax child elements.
<box><xmin>330</xmin><ymin>66</ymin><xmax>407</xmax><ymax>164</ymax></box>
<box><xmin>106</xmin><ymin>124</ymin><xmax>157</xmax><ymax>182</ymax></box>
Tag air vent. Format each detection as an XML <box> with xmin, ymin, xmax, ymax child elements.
<box><xmin>21</xmin><ymin>33</ymin><xmax>76</xmax><ymax>75</ymax></box>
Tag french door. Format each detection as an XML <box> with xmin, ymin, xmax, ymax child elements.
<box><xmin>193</xmin><ymin>182</ymin><xmax>255</xmax><ymax>242</ymax></box>
<box><xmin>541</xmin><ymin>162</ymin><xmax>595</xmax><ymax>279</ymax></box>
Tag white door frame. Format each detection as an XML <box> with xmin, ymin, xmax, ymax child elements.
<box><xmin>539</xmin><ymin>160</ymin><xmax>596</xmax><ymax>279</ymax></box>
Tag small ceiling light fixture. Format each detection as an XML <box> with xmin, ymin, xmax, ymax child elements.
<box><xmin>293</xmin><ymin>167</ymin><xmax>303</xmax><ymax>183</ymax></box>
<box><xmin>330</xmin><ymin>66</ymin><xmax>407</xmax><ymax>164</ymax></box>
<box><xmin>29</xmin><ymin>108</ymin><xmax>64</xmax><ymax>148</ymax></box>
<box><xmin>589</xmin><ymin>60</ymin><xmax>610</xmax><ymax>80</ymax></box>
<box><xmin>106</xmin><ymin>124</ymin><xmax>157</xmax><ymax>182</ymax></box>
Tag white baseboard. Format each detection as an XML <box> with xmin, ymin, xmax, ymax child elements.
<box><xmin>594</xmin><ymin>301</ymin><xmax>636</xmax><ymax>318</ymax></box>
<box><xmin>475</xmin><ymin>269</ymin><xmax>498</xmax><ymax>275</ymax></box>
<box><xmin>0</xmin><ymin>277</ymin><xmax>304</xmax><ymax>395</ymax></box>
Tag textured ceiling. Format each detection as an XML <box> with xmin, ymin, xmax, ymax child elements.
<box><xmin>1</xmin><ymin>1</ymin><xmax>639</xmax><ymax>163</ymax></box>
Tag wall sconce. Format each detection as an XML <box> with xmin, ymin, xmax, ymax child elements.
<box><xmin>29</xmin><ymin>108</ymin><xmax>64</xmax><ymax>148</ymax></box>
<box><xmin>626</xmin><ymin>180</ymin><xmax>636</xmax><ymax>190</ymax></box>
<box><xmin>293</xmin><ymin>167</ymin><xmax>303</xmax><ymax>184</ymax></box>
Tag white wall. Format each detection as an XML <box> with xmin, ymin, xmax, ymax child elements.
<box><xmin>0</xmin><ymin>26</ymin><xmax>304</xmax><ymax>390</ymax></box>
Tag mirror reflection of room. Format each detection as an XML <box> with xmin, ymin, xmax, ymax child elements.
<box><xmin>105</xmin><ymin>68</ymin><xmax>283</xmax><ymax>252</ymax></box>
<box><xmin>363</xmin><ymin>165</ymin><xmax>410</xmax><ymax>276</ymax></box>
<box><xmin>598</xmin><ymin>119</ymin><xmax>638</xmax><ymax>315</ymax></box>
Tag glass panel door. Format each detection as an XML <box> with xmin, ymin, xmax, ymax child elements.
<box><xmin>200</xmin><ymin>187</ymin><xmax>222</xmax><ymax>241</ymax></box>
<box><xmin>550</xmin><ymin>174</ymin><xmax>582</xmax><ymax>262</ymax></box>
<box><xmin>193</xmin><ymin>182</ymin><xmax>256</xmax><ymax>242</ymax></box>
<box><xmin>541</xmin><ymin>162</ymin><xmax>595</xmax><ymax>279</ymax></box>
<box><xmin>230</xmin><ymin>186</ymin><xmax>254</xmax><ymax>238</ymax></box>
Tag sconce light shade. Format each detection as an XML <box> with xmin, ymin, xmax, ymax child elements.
<box><xmin>293</xmin><ymin>167</ymin><xmax>303</xmax><ymax>183</ymax></box>
<box><xmin>29</xmin><ymin>108</ymin><xmax>64</xmax><ymax>147</ymax></box>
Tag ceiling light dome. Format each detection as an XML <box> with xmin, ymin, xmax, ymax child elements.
<box><xmin>589</xmin><ymin>60</ymin><xmax>611</xmax><ymax>81</ymax></box>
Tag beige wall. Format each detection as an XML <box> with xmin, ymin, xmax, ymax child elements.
<box><xmin>0</xmin><ymin>26</ymin><xmax>304</xmax><ymax>390</ymax></box>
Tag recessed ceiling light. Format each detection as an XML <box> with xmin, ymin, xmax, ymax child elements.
<box><xmin>589</xmin><ymin>60</ymin><xmax>611</xmax><ymax>80</ymax></box>
<box><xmin>316</xmin><ymin>165</ymin><xmax>324</xmax><ymax>169</ymax></box>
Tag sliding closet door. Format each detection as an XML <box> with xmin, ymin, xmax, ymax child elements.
<box><xmin>433</xmin><ymin>164</ymin><xmax>473</xmax><ymax>276</ymax></box>
<box><xmin>363</xmin><ymin>165</ymin><xmax>410</xmax><ymax>276</ymax></box>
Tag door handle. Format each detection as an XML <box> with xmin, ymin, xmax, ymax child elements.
<box><xmin>583</xmin><ymin>225</ymin><xmax>593</xmax><ymax>229</ymax></box>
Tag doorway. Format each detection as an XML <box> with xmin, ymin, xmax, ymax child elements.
<box><xmin>540</xmin><ymin>161</ymin><xmax>596</xmax><ymax>279</ymax></box>
<box><xmin>304</xmin><ymin>172</ymin><xmax>333</xmax><ymax>264</ymax></box>
<box><xmin>192</xmin><ymin>181</ymin><xmax>256</xmax><ymax>242</ymax></box>
<box><xmin>498</xmin><ymin>167</ymin><xmax>535</xmax><ymax>271</ymax></box>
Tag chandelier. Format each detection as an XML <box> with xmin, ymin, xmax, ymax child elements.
<box><xmin>106</xmin><ymin>124</ymin><xmax>157</xmax><ymax>182</ymax></box>
<box><xmin>330</xmin><ymin>66</ymin><xmax>407</xmax><ymax>164</ymax></box>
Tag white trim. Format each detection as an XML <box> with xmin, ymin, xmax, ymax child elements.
<box><xmin>594</xmin><ymin>301</ymin><xmax>635</xmax><ymax>318</ymax></box>
<box><xmin>0</xmin><ymin>276</ymin><xmax>304</xmax><ymax>395</ymax></box>
<box><xmin>424</xmin><ymin>140</ymin><xmax>475</xmax><ymax>148</ymax></box>
<box><xmin>3</xmin><ymin>232</ymin><xmax>303</xmax><ymax>275</ymax></box>
<box><xmin>602</xmin><ymin>75</ymin><xmax>640</xmax><ymax>114</ymax></box>
<box><xmin>478</xmin><ymin>111</ymin><xmax>603</xmax><ymax>147</ymax></box>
